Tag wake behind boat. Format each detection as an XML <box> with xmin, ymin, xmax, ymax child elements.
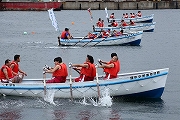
<box><xmin>93</xmin><ymin>22</ymin><xmax>156</xmax><ymax>32</ymax></box>
<box><xmin>107</xmin><ymin>14</ymin><xmax>154</xmax><ymax>23</ymax></box>
<box><xmin>59</xmin><ymin>31</ymin><xmax>143</xmax><ymax>46</ymax></box>
<box><xmin>0</xmin><ymin>68</ymin><xmax>169</xmax><ymax>99</ymax></box>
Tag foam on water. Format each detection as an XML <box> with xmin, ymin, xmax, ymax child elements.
<box><xmin>78</xmin><ymin>87</ymin><xmax>112</xmax><ymax>107</ymax></box>
<box><xmin>43</xmin><ymin>89</ymin><xmax>56</xmax><ymax>105</ymax></box>
<box><xmin>44</xmin><ymin>46</ymin><xmax>81</xmax><ymax>49</ymax></box>
<box><xmin>99</xmin><ymin>88</ymin><xmax>112</xmax><ymax>107</ymax></box>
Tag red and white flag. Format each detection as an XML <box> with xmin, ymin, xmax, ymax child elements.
<box><xmin>87</xmin><ymin>8</ymin><xmax>93</xmax><ymax>21</ymax></box>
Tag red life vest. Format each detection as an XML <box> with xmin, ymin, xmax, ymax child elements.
<box><xmin>112</xmin><ymin>22</ymin><xmax>118</xmax><ymax>27</ymax></box>
<box><xmin>0</xmin><ymin>65</ymin><xmax>13</xmax><ymax>79</ymax></box>
<box><xmin>89</xmin><ymin>33</ymin><xmax>97</xmax><ymax>39</ymax></box>
<box><xmin>131</xmin><ymin>14</ymin><xmax>135</xmax><ymax>18</ymax></box>
<box><xmin>96</xmin><ymin>21</ymin><xmax>101</xmax><ymax>27</ymax></box>
<box><xmin>137</xmin><ymin>13</ymin><xmax>142</xmax><ymax>17</ymax></box>
<box><xmin>124</xmin><ymin>15</ymin><xmax>128</xmax><ymax>18</ymax></box>
<box><xmin>110</xmin><ymin>15</ymin><xmax>114</xmax><ymax>19</ymax></box>
<box><xmin>130</xmin><ymin>21</ymin><xmax>135</xmax><ymax>26</ymax></box>
<box><xmin>80</xmin><ymin>62</ymin><xmax>96</xmax><ymax>78</ymax></box>
<box><xmin>104</xmin><ymin>60</ymin><xmax>120</xmax><ymax>78</ymax></box>
<box><xmin>53</xmin><ymin>63</ymin><xmax>68</xmax><ymax>77</ymax></box>
<box><xmin>99</xmin><ymin>22</ymin><xmax>104</xmax><ymax>27</ymax></box>
<box><xmin>102</xmin><ymin>31</ymin><xmax>109</xmax><ymax>38</ymax></box>
<box><xmin>11</xmin><ymin>61</ymin><xmax>19</xmax><ymax>74</ymax></box>
<box><xmin>122</xmin><ymin>22</ymin><xmax>128</xmax><ymax>26</ymax></box>
<box><xmin>61</xmin><ymin>31</ymin><xmax>70</xmax><ymax>39</ymax></box>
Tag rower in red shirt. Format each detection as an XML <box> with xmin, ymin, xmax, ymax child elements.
<box><xmin>111</xmin><ymin>20</ymin><xmax>118</xmax><ymax>27</ymax></box>
<box><xmin>44</xmin><ymin>57</ymin><xmax>68</xmax><ymax>83</ymax></box>
<box><xmin>109</xmin><ymin>13</ymin><xmax>115</xmax><ymax>19</ymax></box>
<box><xmin>137</xmin><ymin>11</ymin><xmax>142</xmax><ymax>17</ymax></box>
<box><xmin>98</xmin><ymin>53</ymin><xmax>120</xmax><ymax>80</ymax></box>
<box><xmin>0</xmin><ymin>59</ymin><xmax>21</xmax><ymax>83</ymax></box>
<box><xmin>96</xmin><ymin>18</ymin><xmax>102</xmax><ymax>27</ymax></box>
<box><xmin>11</xmin><ymin>54</ymin><xmax>27</xmax><ymax>81</ymax></box>
<box><xmin>129</xmin><ymin>20</ymin><xmax>135</xmax><ymax>26</ymax></box>
<box><xmin>71</xmin><ymin>55</ymin><xmax>96</xmax><ymax>82</ymax></box>
<box><xmin>121</xmin><ymin>20</ymin><xmax>128</xmax><ymax>27</ymax></box>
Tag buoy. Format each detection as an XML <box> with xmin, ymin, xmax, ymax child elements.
<box><xmin>23</xmin><ymin>32</ymin><xmax>27</xmax><ymax>35</ymax></box>
<box><xmin>71</xmin><ymin>22</ymin><xmax>74</xmax><ymax>25</ymax></box>
<box><xmin>31</xmin><ymin>32</ymin><xmax>35</xmax><ymax>34</ymax></box>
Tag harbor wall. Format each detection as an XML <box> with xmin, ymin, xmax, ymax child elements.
<box><xmin>60</xmin><ymin>1</ymin><xmax>180</xmax><ymax>10</ymax></box>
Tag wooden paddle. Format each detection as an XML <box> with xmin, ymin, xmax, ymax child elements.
<box><xmin>95</xmin><ymin>64</ymin><xmax>101</xmax><ymax>101</ymax></box>
<box><xmin>43</xmin><ymin>72</ymin><xmax>46</xmax><ymax>96</ymax></box>
<box><xmin>69</xmin><ymin>66</ymin><xmax>73</xmax><ymax>101</ymax></box>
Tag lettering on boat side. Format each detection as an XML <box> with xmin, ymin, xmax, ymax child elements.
<box><xmin>130</xmin><ymin>71</ymin><xmax>160</xmax><ymax>80</ymax></box>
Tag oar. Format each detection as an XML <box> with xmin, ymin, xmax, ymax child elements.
<box><xmin>69</xmin><ymin>66</ymin><xmax>73</xmax><ymax>101</ymax></box>
<box><xmin>92</xmin><ymin>35</ymin><xmax>112</xmax><ymax>47</ymax></box>
<box><xmin>73</xmin><ymin>35</ymin><xmax>88</xmax><ymax>46</ymax></box>
<box><xmin>98</xmin><ymin>59</ymin><xmax>102</xmax><ymax>65</ymax></box>
<box><xmin>72</xmin><ymin>67</ymin><xmax>80</xmax><ymax>74</ymax></box>
<box><xmin>82</xmin><ymin>38</ymin><xmax>94</xmax><ymax>47</ymax></box>
<box><xmin>82</xmin><ymin>33</ymin><xmax>102</xmax><ymax>47</ymax></box>
<box><xmin>69</xmin><ymin>62</ymin><xmax>80</xmax><ymax>74</ymax></box>
<box><xmin>43</xmin><ymin>72</ymin><xmax>46</xmax><ymax>96</ymax></box>
<box><xmin>95</xmin><ymin>64</ymin><xmax>101</xmax><ymax>101</ymax></box>
<box><xmin>91</xmin><ymin>37</ymin><xmax>106</xmax><ymax>47</ymax></box>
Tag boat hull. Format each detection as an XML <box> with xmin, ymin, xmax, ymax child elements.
<box><xmin>108</xmin><ymin>14</ymin><xmax>154</xmax><ymax>23</ymax></box>
<box><xmin>60</xmin><ymin>31</ymin><xmax>143</xmax><ymax>46</ymax></box>
<box><xmin>93</xmin><ymin>22</ymin><xmax>156</xmax><ymax>33</ymax></box>
<box><xmin>0</xmin><ymin>2</ymin><xmax>62</xmax><ymax>11</ymax></box>
<box><xmin>0</xmin><ymin>68</ymin><xmax>169</xmax><ymax>99</ymax></box>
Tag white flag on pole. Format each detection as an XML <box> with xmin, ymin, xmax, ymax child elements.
<box><xmin>105</xmin><ymin>7</ymin><xmax>109</xmax><ymax>18</ymax></box>
<box><xmin>48</xmin><ymin>8</ymin><xmax>59</xmax><ymax>31</ymax></box>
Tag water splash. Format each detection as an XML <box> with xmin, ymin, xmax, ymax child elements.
<box><xmin>99</xmin><ymin>88</ymin><xmax>112</xmax><ymax>107</ymax></box>
<box><xmin>78</xmin><ymin>88</ymin><xmax>112</xmax><ymax>107</ymax></box>
<box><xmin>75</xmin><ymin>97</ymin><xmax>91</xmax><ymax>105</ymax></box>
<box><xmin>44</xmin><ymin>89</ymin><xmax>56</xmax><ymax>105</ymax></box>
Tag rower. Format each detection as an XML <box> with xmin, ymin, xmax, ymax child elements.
<box><xmin>70</xmin><ymin>55</ymin><xmax>96</xmax><ymax>82</ymax></box>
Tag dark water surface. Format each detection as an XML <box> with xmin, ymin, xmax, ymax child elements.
<box><xmin>0</xmin><ymin>9</ymin><xmax>180</xmax><ymax>120</ymax></box>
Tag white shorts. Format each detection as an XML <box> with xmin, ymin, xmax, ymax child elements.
<box><xmin>1</xmin><ymin>79</ymin><xmax>12</xmax><ymax>83</ymax></box>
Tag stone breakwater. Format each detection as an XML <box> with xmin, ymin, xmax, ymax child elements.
<box><xmin>61</xmin><ymin>1</ymin><xmax>180</xmax><ymax>10</ymax></box>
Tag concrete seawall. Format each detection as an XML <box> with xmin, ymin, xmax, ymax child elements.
<box><xmin>60</xmin><ymin>1</ymin><xmax>180</xmax><ymax>10</ymax></box>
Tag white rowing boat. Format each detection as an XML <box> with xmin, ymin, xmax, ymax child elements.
<box><xmin>59</xmin><ymin>31</ymin><xmax>143</xmax><ymax>46</ymax></box>
<box><xmin>0</xmin><ymin>68</ymin><xmax>169</xmax><ymax>99</ymax></box>
<box><xmin>107</xmin><ymin>14</ymin><xmax>154</xmax><ymax>23</ymax></box>
<box><xmin>93</xmin><ymin>22</ymin><xmax>156</xmax><ymax>32</ymax></box>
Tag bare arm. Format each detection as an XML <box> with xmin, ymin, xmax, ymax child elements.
<box><xmin>98</xmin><ymin>63</ymin><xmax>114</xmax><ymax>68</ymax></box>
<box><xmin>72</xmin><ymin>63</ymin><xmax>88</xmax><ymax>68</ymax></box>
<box><xmin>45</xmin><ymin>65</ymin><xmax>60</xmax><ymax>73</ymax></box>
<box><xmin>3</xmin><ymin>68</ymin><xmax>10</xmax><ymax>80</ymax></box>
<box><xmin>18</xmin><ymin>68</ymin><xmax>27</xmax><ymax>76</ymax></box>
<box><xmin>99</xmin><ymin>60</ymin><xmax>109</xmax><ymax>64</ymax></box>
